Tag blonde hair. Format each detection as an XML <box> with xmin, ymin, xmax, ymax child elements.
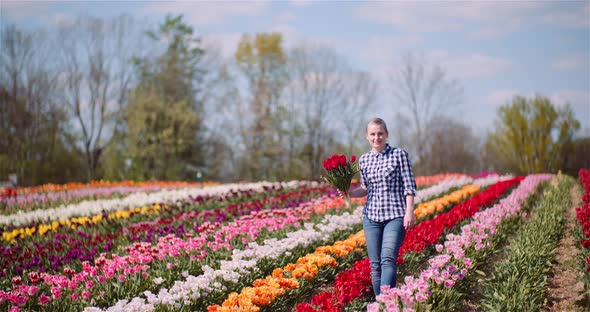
<box><xmin>367</xmin><ymin>117</ymin><xmax>388</xmax><ymax>134</ymax></box>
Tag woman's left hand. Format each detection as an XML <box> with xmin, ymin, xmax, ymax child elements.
<box><xmin>403</xmin><ymin>212</ymin><xmax>415</xmax><ymax>230</ymax></box>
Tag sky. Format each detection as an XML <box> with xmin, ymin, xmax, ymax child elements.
<box><xmin>2</xmin><ymin>0</ymin><xmax>589</xmax><ymax>137</ymax></box>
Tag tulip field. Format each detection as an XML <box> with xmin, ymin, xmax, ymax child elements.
<box><xmin>1</xmin><ymin>171</ymin><xmax>589</xmax><ymax>312</ymax></box>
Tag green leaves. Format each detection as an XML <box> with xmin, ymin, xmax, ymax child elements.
<box><xmin>480</xmin><ymin>174</ymin><xmax>574</xmax><ymax>311</ymax></box>
<box><xmin>125</xmin><ymin>15</ymin><xmax>207</xmax><ymax>180</ymax></box>
<box><xmin>487</xmin><ymin>95</ymin><xmax>580</xmax><ymax>175</ymax></box>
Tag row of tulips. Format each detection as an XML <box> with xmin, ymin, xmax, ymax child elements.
<box><xmin>297</xmin><ymin>175</ymin><xmax>521</xmax><ymax>311</ymax></box>
<box><xmin>414</xmin><ymin>174</ymin><xmax>511</xmax><ymax>204</ymax></box>
<box><xmin>415</xmin><ymin>174</ymin><xmax>468</xmax><ymax>188</ymax></box>
<box><xmin>1</xmin><ymin>183</ymin><xmax>211</xmax><ymax>215</ymax></box>
<box><xmin>479</xmin><ymin>174</ymin><xmax>572</xmax><ymax>311</ymax></box>
<box><xmin>0</xmin><ymin>192</ymin><xmax>358</xmax><ymax>311</ymax></box>
<box><xmin>121</xmin><ymin>186</ymin><xmax>332</xmax><ymax>243</ymax></box>
<box><xmin>1</xmin><ymin>186</ymin><xmax>332</xmax><ymax>277</ymax></box>
<box><xmin>4</xmin><ymin>172</ymin><xmax>464</xmax><ymax>208</ymax></box>
<box><xmin>11</xmin><ymin>180</ymin><xmax>217</xmax><ymax>196</ymax></box>
<box><xmin>371</xmin><ymin>174</ymin><xmax>552</xmax><ymax>311</ymax></box>
<box><xmin>413</xmin><ymin>184</ymin><xmax>480</xmax><ymax>220</ymax></box>
<box><xmin>0</xmin><ymin>181</ymin><xmax>317</xmax><ymax>227</ymax></box>
<box><xmin>1</xmin><ymin>181</ymin><xmax>317</xmax><ymax>241</ymax></box>
<box><xmin>81</xmin><ymin>175</ymin><xmax>485</xmax><ymax>312</ymax></box>
<box><xmin>2</xmin><ymin>183</ymin><xmax>328</xmax><ymax>245</ymax></box>
<box><xmin>575</xmin><ymin>168</ymin><xmax>590</xmax><ymax>297</ymax></box>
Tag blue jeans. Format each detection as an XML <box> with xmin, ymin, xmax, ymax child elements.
<box><xmin>363</xmin><ymin>216</ymin><xmax>406</xmax><ymax>296</ymax></box>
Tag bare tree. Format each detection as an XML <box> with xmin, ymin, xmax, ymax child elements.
<box><xmin>283</xmin><ymin>44</ymin><xmax>350</xmax><ymax>179</ymax></box>
<box><xmin>339</xmin><ymin>70</ymin><xmax>378</xmax><ymax>156</ymax></box>
<box><xmin>419</xmin><ymin>116</ymin><xmax>481</xmax><ymax>175</ymax></box>
<box><xmin>390</xmin><ymin>112</ymin><xmax>411</xmax><ymax>149</ymax></box>
<box><xmin>234</xmin><ymin>33</ymin><xmax>289</xmax><ymax>181</ymax></box>
<box><xmin>0</xmin><ymin>25</ymin><xmax>71</xmax><ymax>185</ymax></box>
<box><xmin>1</xmin><ymin>26</ymin><xmax>37</xmax><ymax>165</ymax></box>
<box><xmin>194</xmin><ymin>42</ymin><xmax>235</xmax><ymax>181</ymax></box>
<box><xmin>57</xmin><ymin>15</ymin><xmax>140</xmax><ymax>180</ymax></box>
<box><xmin>389</xmin><ymin>53</ymin><xmax>463</xmax><ymax>164</ymax></box>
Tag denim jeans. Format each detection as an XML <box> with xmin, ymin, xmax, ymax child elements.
<box><xmin>363</xmin><ymin>216</ymin><xmax>406</xmax><ymax>296</ymax></box>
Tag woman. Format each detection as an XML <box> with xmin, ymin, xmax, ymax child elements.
<box><xmin>348</xmin><ymin>117</ymin><xmax>417</xmax><ymax>296</ymax></box>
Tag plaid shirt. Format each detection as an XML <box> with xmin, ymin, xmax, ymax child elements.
<box><xmin>359</xmin><ymin>144</ymin><xmax>417</xmax><ymax>222</ymax></box>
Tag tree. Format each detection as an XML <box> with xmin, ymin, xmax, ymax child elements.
<box><xmin>191</xmin><ymin>43</ymin><xmax>240</xmax><ymax>182</ymax></box>
<box><xmin>416</xmin><ymin>116</ymin><xmax>481</xmax><ymax>175</ymax></box>
<box><xmin>388</xmin><ymin>53</ymin><xmax>463</xmax><ymax>163</ymax></box>
<box><xmin>126</xmin><ymin>86</ymin><xmax>198</xmax><ymax>180</ymax></box>
<box><xmin>56</xmin><ymin>15</ymin><xmax>139</xmax><ymax>180</ymax></box>
<box><xmin>234</xmin><ymin>32</ymin><xmax>288</xmax><ymax>180</ymax></box>
<box><xmin>282</xmin><ymin>44</ymin><xmax>351</xmax><ymax>179</ymax></box>
<box><xmin>563</xmin><ymin>136</ymin><xmax>590</xmax><ymax>177</ymax></box>
<box><xmin>0</xmin><ymin>25</ymin><xmax>84</xmax><ymax>185</ymax></box>
<box><xmin>486</xmin><ymin>94</ymin><xmax>580</xmax><ymax>174</ymax></box>
<box><xmin>126</xmin><ymin>14</ymin><xmax>206</xmax><ymax>180</ymax></box>
<box><xmin>339</xmin><ymin>70</ymin><xmax>377</xmax><ymax>156</ymax></box>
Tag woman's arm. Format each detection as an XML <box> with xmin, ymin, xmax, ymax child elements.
<box><xmin>399</xmin><ymin>149</ymin><xmax>416</xmax><ymax>230</ymax></box>
<box><xmin>350</xmin><ymin>155</ymin><xmax>368</xmax><ymax>198</ymax></box>
<box><xmin>399</xmin><ymin>149</ymin><xmax>417</xmax><ymax>197</ymax></box>
<box><xmin>404</xmin><ymin>195</ymin><xmax>415</xmax><ymax>230</ymax></box>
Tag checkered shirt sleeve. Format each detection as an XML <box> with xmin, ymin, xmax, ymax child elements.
<box><xmin>359</xmin><ymin>145</ymin><xmax>417</xmax><ymax>222</ymax></box>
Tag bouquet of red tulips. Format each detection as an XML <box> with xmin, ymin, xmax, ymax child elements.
<box><xmin>322</xmin><ymin>154</ymin><xmax>359</xmax><ymax>207</ymax></box>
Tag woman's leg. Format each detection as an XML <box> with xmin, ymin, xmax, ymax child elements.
<box><xmin>363</xmin><ymin>216</ymin><xmax>384</xmax><ymax>296</ymax></box>
<box><xmin>380</xmin><ymin>217</ymin><xmax>406</xmax><ymax>289</ymax></box>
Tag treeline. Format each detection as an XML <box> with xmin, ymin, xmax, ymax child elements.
<box><xmin>1</xmin><ymin>14</ymin><xmax>588</xmax><ymax>186</ymax></box>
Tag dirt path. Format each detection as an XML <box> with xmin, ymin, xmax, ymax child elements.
<box><xmin>543</xmin><ymin>183</ymin><xmax>585</xmax><ymax>311</ymax></box>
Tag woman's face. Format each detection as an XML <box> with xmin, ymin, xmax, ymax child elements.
<box><xmin>366</xmin><ymin>122</ymin><xmax>388</xmax><ymax>151</ymax></box>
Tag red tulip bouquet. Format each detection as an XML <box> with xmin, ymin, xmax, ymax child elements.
<box><xmin>322</xmin><ymin>154</ymin><xmax>359</xmax><ymax>207</ymax></box>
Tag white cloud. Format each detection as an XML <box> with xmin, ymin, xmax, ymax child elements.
<box><xmin>552</xmin><ymin>54</ymin><xmax>590</xmax><ymax>71</ymax></box>
<box><xmin>355</xmin><ymin>2</ymin><xmax>545</xmax><ymax>31</ymax></box>
<box><xmin>442</xmin><ymin>54</ymin><xmax>513</xmax><ymax>79</ymax></box>
<box><xmin>485</xmin><ymin>89</ymin><xmax>520</xmax><ymax>107</ymax></box>
<box><xmin>543</xmin><ymin>3</ymin><xmax>590</xmax><ymax>29</ymax></box>
<box><xmin>1</xmin><ymin>1</ymin><xmax>53</xmax><ymax>20</ymax></box>
<box><xmin>354</xmin><ymin>49</ymin><xmax>512</xmax><ymax>86</ymax></box>
<box><xmin>1</xmin><ymin>1</ymin><xmax>72</xmax><ymax>26</ymax></box>
<box><xmin>141</xmin><ymin>1</ymin><xmax>269</xmax><ymax>25</ymax></box>
<box><xmin>357</xmin><ymin>35</ymin><xmax>423</xmax><ymax>67</ymax></box>
<box><xmin>354</xmin><ymin>1</ymin><xmax>587</xmax><ymax>38</ymax></box>
<box><xmin>355</xmin><ymin>2</ymin><xmax>458</xmax><ymax>32</ymax></box>
<box><xmin>425</xmin><ymin>51</ymin><xmax>513</xmax><ymax>79</ymax></box>
<box><xmin>289</xmin><ymin>0</ymin><xmax>313</xmax><ymax>7</ymax></box>
<box><xmin>550</xmin><ymin>90</ymin><xmax>590</xmax><ymax>109</ymax></box>
<box><xmin>275</xmin><ymin>11</ymin><xmax>297</xmax><ymax>24</ymax></box>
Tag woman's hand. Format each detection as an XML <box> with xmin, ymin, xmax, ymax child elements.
<box><xmin>403</xmin><ymin>212</ymin><xmax>415</xmax><ymax>230</ymax></box>
<box><xmin>404</xmin><ymin>195</ymin><xmax>415</xmax><ymax>230</ymax></box>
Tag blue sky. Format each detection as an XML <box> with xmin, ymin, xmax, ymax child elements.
<box><xmin>2</xmin><ymin>0</ymin><xmax>589</xmax><ymax>136</ymax></box>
